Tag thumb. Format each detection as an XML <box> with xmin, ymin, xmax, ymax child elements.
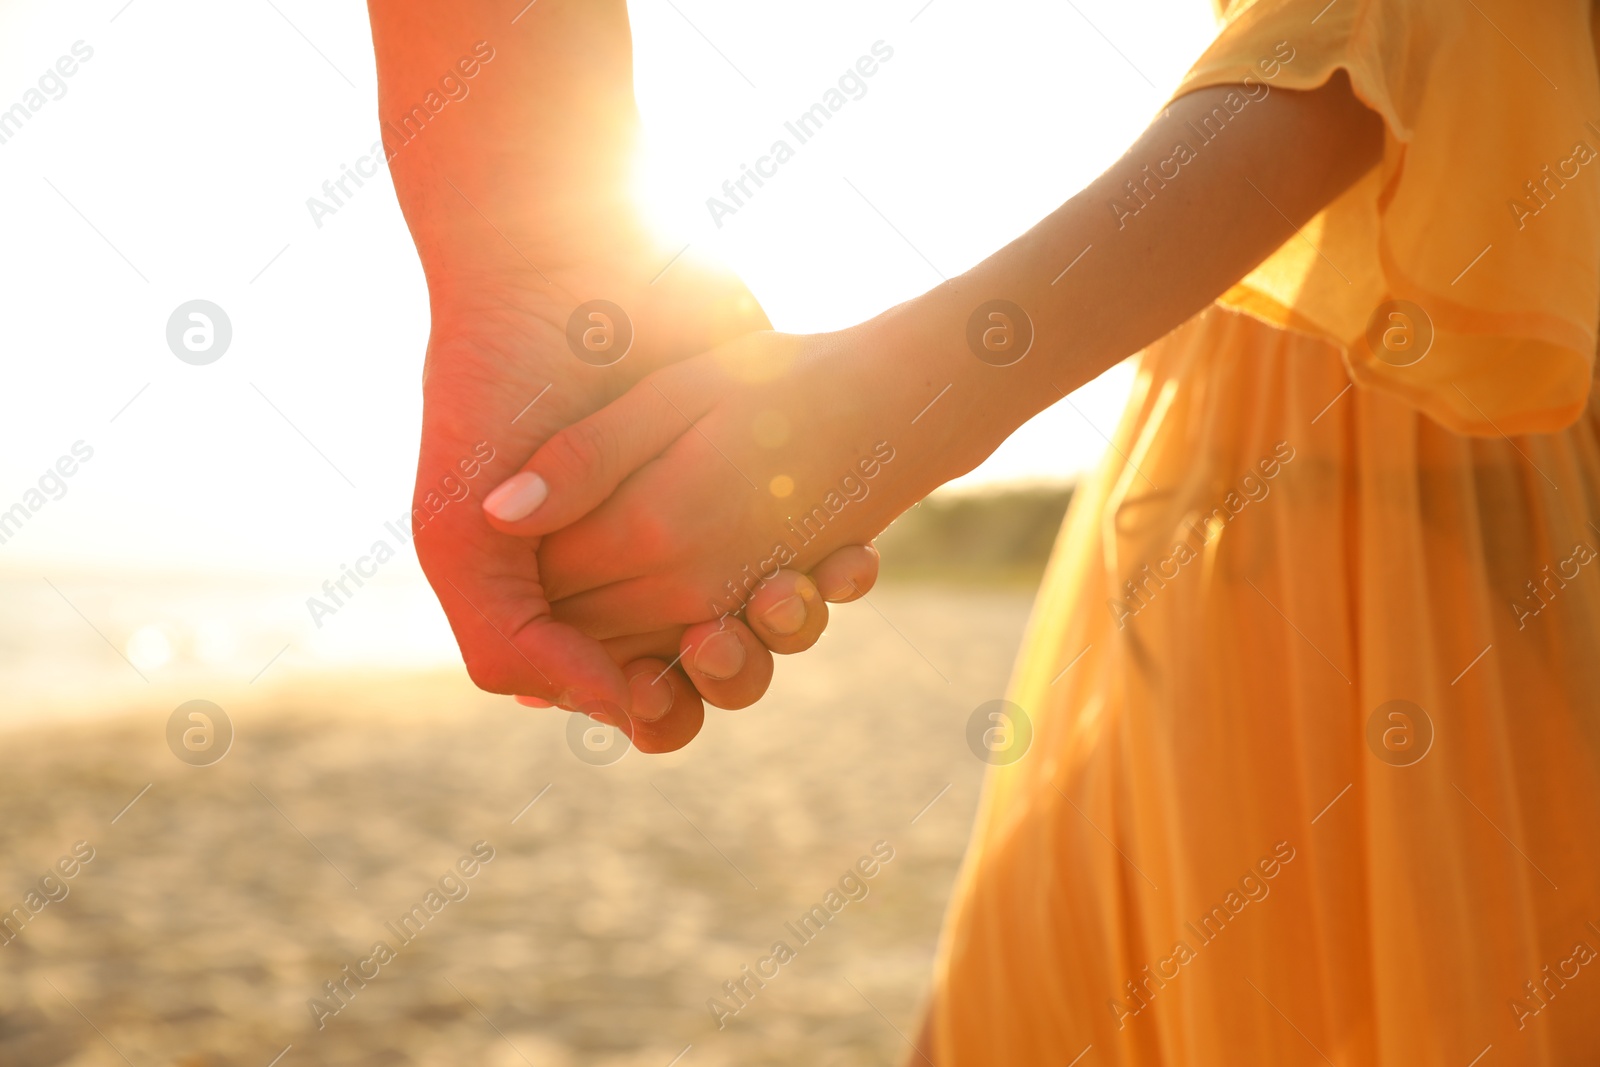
<box><xmin>481</xmin><ymin>366</ymin><xmax>717</xmax><ymax>537</ymax></box>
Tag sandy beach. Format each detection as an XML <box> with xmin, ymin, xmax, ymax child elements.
<box><xmin>0</xmin><ymin>584</ymin><xmax>1035</xmax><ymax>1067</ymax></box>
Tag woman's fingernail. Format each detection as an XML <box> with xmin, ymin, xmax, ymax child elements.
<box><xmin>693</xmin><ymin>630</ymin><xmax>746</xmax><ymax>680</ymax></box>
<box><xmin>483</xmin><ymin>471</ymin><xmax>548</xmax><ymax>522</ymax></box>
<box><xmin>515</xmin><ymin>695</ymin><xmax>555</xmax><ymax>708</ymax></box>
<box><xmin>761</xmin><ymin>593</ymin><xmax>809</xmax><ymax>635</ymax></box>
<box><xmin>629</xmin><ymin>671</ymin><xmax>674</xmax><ymax>722</ymax></box>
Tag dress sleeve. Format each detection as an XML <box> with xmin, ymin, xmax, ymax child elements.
<box><xmin>1170</xmin><ymin>0</ymin><xmax>1600</xmax><ymax>436</ymax></box>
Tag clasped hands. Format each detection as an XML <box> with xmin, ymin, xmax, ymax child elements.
<box><xmin>418</xmin><ymin>263</ymin><xmax>975</xmax><ymax>753</ymax></box>
<box><xmin>384</xmin><ymin>8</ymin><xmax>1010</xmax><ymax>749</ymax></box>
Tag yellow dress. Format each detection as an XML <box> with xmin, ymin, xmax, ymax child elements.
<box><xmin>933</xmin><ymin>0</ymin><xmax>1600</xmax><ymax>1063</ymax></box>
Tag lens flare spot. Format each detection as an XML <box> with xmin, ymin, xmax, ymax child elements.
<box><xmin>126</xmin><ymin>625</ymin><xmax>173</xmax><ymax>672</ymax></box>
<box><xmin>769</xmin><ymin>475</ymin><xmax>795</xmax><ymax>499</ymax></box>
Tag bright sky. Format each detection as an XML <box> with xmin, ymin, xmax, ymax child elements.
<box><xmin>0</xmin><ymin>0</ymin><xmax>1216</xmax><ymax>576</ymax></box>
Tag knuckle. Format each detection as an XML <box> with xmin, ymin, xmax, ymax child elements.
<box><xmin>671</xmin><ymin>577</ymin><xmax>723</xmax><ymax>625</ymax></box>
<box><xmin>460</xmin><ymin>649</ymin><xmax>523</xmax><ymax>696</ymax></box>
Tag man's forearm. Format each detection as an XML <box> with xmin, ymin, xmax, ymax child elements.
<box><xmin>366</xmin><ymin>0</ymin><xmax>641</xmax><ymax>295</ymax></box>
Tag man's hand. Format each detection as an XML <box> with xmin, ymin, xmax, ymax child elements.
<box><xmin>369</xmin><ymin>0</ymin><xmax>876</xmax><ymax>746</ymax></box>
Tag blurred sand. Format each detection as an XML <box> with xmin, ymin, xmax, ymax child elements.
<box><xmin>0</xmin><ymin>585</ymin><xmax>1035</xmax><ymax>1067</ymax></box>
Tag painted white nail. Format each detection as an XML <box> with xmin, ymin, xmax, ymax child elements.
<box><xmin>483</xmin><ymin>471</ymin><xmax>548</xmax><ymax>522</ymax></box>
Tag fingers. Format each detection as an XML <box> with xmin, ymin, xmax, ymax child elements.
<box><xmin>809</xmin><ymin>542</ymin><xmax>880</xmax><ymax>602</ymax></box>
<box><xmin>738</xmin><ymin>546</ymin><xmax>874</xmax><ymax>654</ymax></box>
<box><xmin>625</xmin><ymin>658</ymin><xmax>678</xmax><ymax>723</ymax></box>
<box><xmin>618</xmin><ymin>660</ymin><xmax>705</xmax><ymax>753</ymax></box>
<box><xmin>548</xmin><ymin>541</ymin><xmax>878</xmax><ymax>648</ymax></box>
<box><xmin>679</xmin><ymin>619</ymin><xmax>774</xmax><ymax>710</ymax></box>
<box><xmin>480</xmin><ymin>364</ymin><xmax>722</xmax><ymax>538</ymax></box>
<box><xmin>514</xmin><ymin>622</ymin><xmax>770</xmax><ymax>747</ymax></box>
<box><xmin>507</xmin><ymin>539</ymin><xmax>871</xmax><ymax>732</ymax></box>
<box><xmin>602</xmin><ymin>627</ymin><xmax>685</xmax><ymax>665</ymax></box>
<box><xmin>517</xmin><ymin>544</ymin><xmax>880</xmax><ymax>745</ymax></box>
<box><xmin>745</xmin><ymin>571</ymin><xmax>828</xmax><ymax>654</ymax></box>
<box><xmin>519</xmin><ymin>661</ymin><xmax>705</xmax><ymax>754</ymax></box>
<box><xmin>549</xmin><ymin>573</ymin><xmax>704</xmax><ymax>640</ymax></box>
<box><xmin>428</xmin><ymin>567</ymin><xmax>633</xmax><ymax>712</ymax></box>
